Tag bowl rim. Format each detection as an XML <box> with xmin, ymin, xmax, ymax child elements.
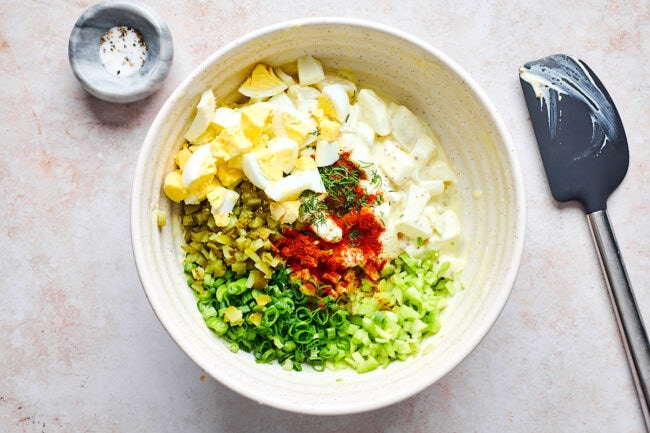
<box><xmin>131</xmin><ymin>16</ymin><xmax>526</xmax><ymax>414</ymax></box>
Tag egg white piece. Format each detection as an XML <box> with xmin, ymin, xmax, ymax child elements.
<box><xmin>287</xmin><ymin>84</ymin><xmax>321</xmax><ymax>114</ymax></box>
<box><xmin>375</xmin><ymin>138</ymin><xmax>414</xmax><ymax>186</ymax></box>
<box><xmin>182</xmin><ymin>144</ymin><xmax>216</xmax><ymax>188</ymax></box>
<box><xmin>297</xmin><ymin>55</ymin><xmax>325</xmax><ymax>86</ymax></box>
<box><xmin>213</xmin><ymin>188</ymin><xmax>240</xmax><ymax>214</ymax></box>
<box><xmin>314</xmin><ymin>74</ymin><xmax>357</xmax><ymax>96</ymax></box>
<box><xmin>389</xmin><ymin>102</ymin><xmax>423</xmax><ymax>151</ymax></box>
<box><xmin>395</xmin><ymin>184</ymin><xmax>434</xmax><ymax>239</ymax></box>
<box><xmin>396</xmin><ymin>215</ymin><xmax>434</xmax><ymax>239</ymax></box>
<box><xmin>273</xmin><ymin>67</ymin><xmax>296</xmax><ymax>86</ymax></box>
<box><xmin>311</xmin><ymin>216</ymin><xmax>343</xmax><ymax>243</ymax></box>
<box><xmin>439</xmin><ymin>209</ymin><xmax>461</xmax><ymax>241</ymax></box>
<box><xmin>419</xmin><ymin>160</ymin><xmax>456</xmax><ymax>183</ymax></box>
<box><xmin>418</xmin><ymin>179</ymin><xmax>445</xmax><ymax>196</ymax></box>
<box><xmin>410</xmin><ymin>135</ymin><xmax>438</xmax><ymax>170</ymax></box>
<box><xmin>315</xmin><ymin>140</ymin><xmax>339</xmax><ymax>167</ymax></box>
<box><xmin>185</xmin><ymin>89</ymin><xmax>216</xmax><ymax>142</ymax></box>
<box><xmin>241</xmin><ymin>152</ymin><xmax>272</xmax><ymax>190</ymax></box>
<box><xmin>340</xmin><ymin>133</ymin><xmax>371</xmax><ymax>164</ymax></box>
<box><xmin>264</xmin><ymin>169</ymin><xmax>326</xmax><ymax>202</ymax></box>
<box><xmin>356</xmin><ymin>88</ymin><xmax>391</xmax><ymax>136</ymax></box>
<box><xmin>267</xmin><ymin>92</ymin><xmax>296</xmax><ymax>112</ymax></box>
<box><xmin>207</xmin><ymin>187</ymin><xmax>239</xmax><ymax>213</ymax></box>
<box><xmin>212</xmin><ymin>106</ymin><xmax>242</xmax><ymax>129</ymax></box>
<box><xmin>322</xmin><ymin>84</ymin><xmax>350</xmax><ymax>122</ymax></box>
<box><xmin>402</xmin><ymin>184</ymin><xmax>431</xmax><ymax>220</ymax></box>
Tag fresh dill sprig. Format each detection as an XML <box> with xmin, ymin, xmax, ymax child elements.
<box><xmin>319</xmin><ymin>163</ymin><xmax>362</xmax><ymax>215</ymax></box>
<box><xmin>348</xmin><ymin>229</ymin><xmax>360</xmax><ymax>247</ymax></box>
<box><xmin>300</xmin><ymin>191</ymin><xmax>328</xmax><ymax>227</ymax></box>
<box><xmin>311</xmin><ymin>211</ymin><xmax>328</xmax><ymax>228</ymax></box>
<box><xmin>370</xmin><ymin>169</ymin><xmax>382</xmax><ymax>189</ymax></box>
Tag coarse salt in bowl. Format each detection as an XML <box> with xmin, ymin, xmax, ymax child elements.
<box><xmin>131</xmin><ymin>17</ymin><xmax>525</xmax><ymax>415</ymax></box>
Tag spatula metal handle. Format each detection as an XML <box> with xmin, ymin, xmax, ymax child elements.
<box><xmin>588</xmin><ymin>209</ymin><xmax>650</xmax><ymax>429</ymax></box>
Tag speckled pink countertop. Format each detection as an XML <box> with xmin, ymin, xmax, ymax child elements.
<box><xmin>1</xmin><ymin>1</ymin><xmax>649</xmax><ymax>432</ymax></box>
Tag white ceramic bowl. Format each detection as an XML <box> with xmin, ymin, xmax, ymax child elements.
<box><xmin>131</xmin><ymin>17</ymin><xmax>525</xmax><ymax>415</ymax></box>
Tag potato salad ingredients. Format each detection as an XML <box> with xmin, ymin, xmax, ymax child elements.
<box><xmin>163</xmin><ymin>56</ymin><xmax>465</xmax><ymax>373</ymax></box>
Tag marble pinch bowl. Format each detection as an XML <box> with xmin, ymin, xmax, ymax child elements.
<box><xmin>68</xmin><ymin>0</ymin><xmax>173</xmax><ymax>103</ymax></box>
<box><xmin>131</xmin><ymin>18</ymin><xmax>526</xmax><ymax>415</ymax></box>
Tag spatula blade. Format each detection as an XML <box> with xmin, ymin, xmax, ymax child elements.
<box><xmin>519</xmin><ymin>54</ymin><xmax>629</xmax><ymax>213</ymax></box>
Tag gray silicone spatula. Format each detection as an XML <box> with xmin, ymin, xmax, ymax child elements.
<box><xmin>519</xmin><ymin>54</ymin><xmax>650</xmax><ymax>429</ymax></box>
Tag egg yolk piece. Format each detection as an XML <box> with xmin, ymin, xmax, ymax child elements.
<box><xmin>239</xmin><ymin>64</ymin><xmax>288</xmax><ymax>99</ymax></box>
<box><xmin>267</xmin><ymin>137</ymin><xmax>299</xmax><ymax>173</ymax></box>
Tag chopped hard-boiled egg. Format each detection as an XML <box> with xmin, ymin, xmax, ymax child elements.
<box><xmin>396</xmin><ymin>184</ymin><xmax>433</xmax><ymax>239</ymax></box>
<box><xmin>297</xmin><ymin>55</ymin><xmax>325</xmax><ymax>86</ymax></box>
<box><xmin>396</xmin><ymin>214</ymin><xmax>433</xmax><ymax>240</ymax></box>
<box><xmin>340</xmin><ymin>132</ymin><xmax>371</xmax><ymax>163</ymax></box>
<box><xmin>267</xmin><ymin>92</ymin><xmax>296</xmax><ymax>111</ymax></box>
<box><xmin>273</xmin><ymin>67</ymin><xmax>296</xmax><ymax>86</ymax></box>
<box><xmin>356</xmin><ymin>89</ymin><xmax>391</xmax><ymax>136</ymax></box>
<box><xmin>315</xmin><ymin>140</ymin><xmax>339</xmax><ymax>167</ymax></box>
<box><xmin>267</xmin><ymin>137</ymin><xmax>299</xmax><ymax>173</ymax></box>
<box><xmin>240</xmin><ymin>103</ymin><xmax>273</xmax><ymax>146</ymax></box>
<box><xmin>238</xmin><ymin>64</ymin><xmax>288</xmax><ymax>99</ymax></box>
<box><xmin>438</xmin><ymin>209</ymin><xmax>461</xmax><ymax>241</ymax></box>
<box><xmin>419</xmin><ymin>179</ymin><xmax>445</xmax><ymax>196</ymax></box>
<box><xmin>185</xmin><ymin>89</ymin><xmax>216</xmax><ymax>143</ymax></box>
<box><xmin>216</xmin><ymin>164</ymin><xmax>244</xmax><ymax>188</ymax></box>
<box><xmin>375</xmin><ymin>138</ymin><xmax>414</xmax><ymax>186</ymax></box>
<box><xmin>419</xmin><ymin>160</ymin><xmax>456</xmax><ymax>183</ymax></box>
<box><xmin>288</xmin><ymin>84</ymin><xmax>321</xmax><ymax>114</ymax></box>
<box><xmin>255</xmin><ymin>149</ymin><xmax>285</xmax><ymax>181</ymax></box>
<box><xmin>182</xmin><ymin>145</ymin><xmax>216</xmax><ymax>189</ymax></box>
<box><xmin>242</xmin><ymin>152</ymin><xmax>272</xmax><ymax>190</ymax></box>
<box><xmin>314</xmin><ymin>74</ymin><xmax>357</xmax><ymax>96</ymax></box>
<box><xmin>208</xmin><ymin>129</ymin><xmax>251</xmax><ymax>166</ymax></box>
<box><xmin>271</xmin><ymin>109</ymin><xmax>315</xmax><ymax>146</ymax></box>
<box><xmin>410</xmin><ymin>135</ymin><xmax>438</xmax><ymax>169</ymax></box>
<box><xmin>389</xmin><ymin>102</ymin><xmax>423</xmax><ymax>151</ymax></box>
<box><xmin>294</xmin><ymin>152</ymin><xmax>318</xmax><ymax>171</ymax></box>
<box><xmin>163</xmin><ymin>170</ymin><xmax>185</xmax><ymax>203</ymax></box>
<box><xmin>242</xmin><ymin>142</ymin><xmax>301</xmax><ymax>192</ymax></box>
<box><xmin>212</xmin><ymin>106</ymin><xmax>241</xmax><ymax>130</ymax></box>
<box><xmin>316</xmin><ymin>116</ymin><xmax>341</xmax><ymax>142</ymax></box>
<box><xmin>269</xmin><ymin>200</ymin><xmax>301</xmax><ymax>224</ymax></box>
<box><xmin>174</xmin><ymin>148</ymin><xmax>192</xmax><ymax>170</ymax></box>
<box><xmin>316</xmin><ymin>93</ymin><xmax>338</xmax><ymax>120</ymax></box>
<box><xmin>207</xmin><ymin>187</ymin><xmax>240</xmax><ymax>226</ymax></box>
<box><xmin>321</xmin><ymin>84</ymin><xmax>350</xmax><ymax>122</ymax></box>
<box><xmin>264</xmin><ymin>169</ymin><xmax>325</xmax><ymax>202</ymax></box>
<box><xmin>185</xmin><ymin>176</ymin><xmax>221</xmax><ymax>205</ymax></box>
<box><xmin>311</xmin><ymin>216</ymin><xmax>343</xmax><ymax>243</ymax></box>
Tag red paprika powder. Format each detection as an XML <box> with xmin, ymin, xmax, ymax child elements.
<box><xmin>275</xmin><ymin>153</ymin><xmax>387</xmax><ymax>298</ymax></box>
